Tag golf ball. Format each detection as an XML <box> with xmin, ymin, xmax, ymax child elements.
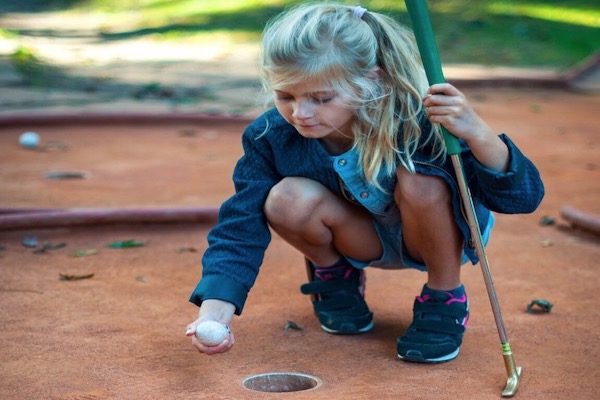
<box><xmin>19</xmin><ymin>131</ymin><xmax>40</xmax><ymax>148</ymax></box>
<box><xmin>195</xmin><ymin>321</ymin><xmax>230</xmax><ymax>346</ymax></box>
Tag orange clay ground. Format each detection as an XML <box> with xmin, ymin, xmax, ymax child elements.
<box><xmin>0</xmin><ymin>87</ymin><xmax>599</xmax><ymax>399</ymax></box>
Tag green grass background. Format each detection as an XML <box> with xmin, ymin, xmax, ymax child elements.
<box><xmin>1</xmin><ymin>0</ymin><xmax>599</xmax><ymax>69</ymax></box>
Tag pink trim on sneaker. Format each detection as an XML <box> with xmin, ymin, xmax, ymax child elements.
<box><xmin>314</xmin><ymin>266</ymin><xmax>366</xmax><ymax>297</ymax></box>
<box><xmin>445</xmin><ymin>294</ymin><xmax>467</xmax><ymax>305</ymax></box>
<box><xmin>416</xmin><ymin>293</ymin><xmax>467</xmax><ymax>305</ymax></box>
<box><xmin>314</xmin><ymin>265</ymin><xmax>351</xmax><ymax>280</ymax></box>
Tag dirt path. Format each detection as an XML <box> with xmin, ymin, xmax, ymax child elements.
<box><xmin>1</xmin><ymin>87</ymin><xmax>599</xmax><ymax>399</ymax></box>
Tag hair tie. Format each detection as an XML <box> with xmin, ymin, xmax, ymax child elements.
<box><xmin>353</xmin><ymin>6</ymin><xmax>367</xmax><ymax>20</ymax></box>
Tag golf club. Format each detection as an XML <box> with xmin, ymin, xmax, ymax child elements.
<box><xmin>404</xmin><ymin>0</ymin><xmax>523</xmax><ymax>396</ymax></box>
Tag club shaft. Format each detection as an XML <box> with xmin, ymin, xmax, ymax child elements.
<box><xmin>451</xmin><ymin>156</ymin><xmax>509</xmax><ymax>343</ymax></box>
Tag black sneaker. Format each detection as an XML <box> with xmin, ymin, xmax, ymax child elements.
<box><xmin>397</xmin><ymin>285</ymin><xmax>469</xmax><ymax>363</ymax></box>
<box><xmin>300</xmin><ymin>260</ymin><xmax>374</xmax><ymax>334</ymax></box>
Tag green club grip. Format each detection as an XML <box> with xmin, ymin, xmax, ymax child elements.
<box><xmin>405</xmin><ymin>0</ymin><xmax>461</xmax><ymax>155</ymax></box>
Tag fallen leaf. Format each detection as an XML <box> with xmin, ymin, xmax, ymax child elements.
<box><xmin>59</xmin><ymin>273</ymin><xmax>95</xmax><ymax>281</ymax></box>
<box><xmin>108</xmin><ymin>239</ymin><xmax>146</xmax><ymax>248</ymax></box>
<box><xmin>178</xmin><ymin>247</ymin><xmax>198</xmax><ymax>253</ymax></box>
<box><xmin>32</xmin><ymin>242</ymin><xmax>67</xmax><ymax>254</ymax></box>
<box><xmin>0</xmin><ymin>287</ymin><xmax>43</xmax><ymax>294</ymax></box>
<box><xmin>22</xmin><ymin>237</ymin><xmax>38</xmax><ymax>248</ymax></box>
<box><xmin>539</xmin><ymin>216</ymin><xmax>556</xmax><ymax>226</ymax></box>
<box><xmin>70</xmin><ymin>249</ymin><xmax>99</xmax><ymax>257</ymax></box>
<box><xmin>178</xmin><ymin>128</ymin><xmax>197</xmax><ymax>137</ymax></box>
<box><xmin>44</xmin><ymin>242</ymin><xmax>66</xmax><ymax>250</ymax></box>
<box><xmin>284</xmin><ymin>320</ymin><xmax>303</xmax><ymax>331</ymax></box>
<box><xmin>45</xmin><ymin>171</ymin><xmax>88</xmax><ymax>179</ymax></box>
<box><xmin>527</xmin><ymin>299</ymin><xmax>553</xmax><ymax>314</ymax></box>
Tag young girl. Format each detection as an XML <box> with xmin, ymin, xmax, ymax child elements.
<box><xmin>185</xmin><ymin>2</ymin><xmax>544</xmax><ymax>364</ymax></box>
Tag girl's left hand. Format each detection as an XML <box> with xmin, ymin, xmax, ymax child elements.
<box><xmin>423</xmin><ymin>83</ymin><xmax>510</xmax><ymax>173</ymax></box>
<box><xmin>423</xmin><ymin>83</ymin><xmax>495</xmax><ymax>143</ymax></box>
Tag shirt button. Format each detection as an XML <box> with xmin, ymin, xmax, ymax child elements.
<box><xmin>360</xmin><ymin>192</ymin><xmax>369</xmax><ymax>198</ymax></box>
<box><xmin>338</xmin><ymin>159</ymin><xmax>347</xmax><ymax>166</ymax></box>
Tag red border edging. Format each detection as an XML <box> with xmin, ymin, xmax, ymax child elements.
<box><xmin>0</xmin><ymin>112</ymin><xmax>255</xmax><ymax>127</ymax></box>
<box><xmin>0</xmin><ymin>207</ymin><xmax>220</xmax><ymax>231</ymax></box>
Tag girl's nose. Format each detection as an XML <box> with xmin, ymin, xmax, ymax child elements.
<box><xmin>292</xmin><ymin>99</ymin><xmax>314</xmax><ymax>120</ymax></box>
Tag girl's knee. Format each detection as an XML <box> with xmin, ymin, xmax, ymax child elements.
<box><xmin>264</xmin><ymin>177</ymin><xmax>325</xmax><ymax>224</ymax></box>
<box><xmin>395</xmin><ymin>168</ymin><xmax>451</xmax><ymax>208</ymax></box>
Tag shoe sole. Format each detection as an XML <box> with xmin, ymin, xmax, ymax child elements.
<box><xmin>321</xmin><ymin>319</ymin><xmax>374</xmax><ymax>335</ymax></box>
<box><xmin>397</xmin><ymin>347</ymin><xmax>460</xmax><ymax>364</ymax></box>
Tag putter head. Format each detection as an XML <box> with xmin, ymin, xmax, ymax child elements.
<box><xmin>502</xmin><ymin>365</ymin><xmax>522</xmax><ymax>397</ymax></box>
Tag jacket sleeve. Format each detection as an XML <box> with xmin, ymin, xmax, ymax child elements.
<box><xmin>465</xmin><ymin>134</ymin><xmax>544</xmax><ymax>214</ymax></box>
<box><xmin>189</xmin><ymin>117</ymin><xmax>282</xmax><ymax>315</ymax></box>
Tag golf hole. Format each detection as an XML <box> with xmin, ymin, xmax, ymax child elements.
<box><xmin>242</xmin><ymin>372</ymin><xmax>322</xmax><ymax>393</ymax></box>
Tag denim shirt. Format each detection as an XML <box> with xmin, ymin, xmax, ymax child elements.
<box><xmin>190</xmin><ymin>108</ymin><xmax>544</xmax><ymax>314</ymax></box>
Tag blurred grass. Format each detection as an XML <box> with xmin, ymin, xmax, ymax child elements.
<box><xmin>1</xmin><ymin>0</ymin><xmax>598</xmax><ymax>68</ymax></box>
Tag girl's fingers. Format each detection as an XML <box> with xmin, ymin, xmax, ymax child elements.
<box><xmin>426</xmin><ymin>105</ymin><xmax>461</xmax><ymax>116</ymax></box>
<box><xmin>424</xmin><ymin>93</ymin><xmax>464</xmax><ymax>108</ymax></box>
<box><xmin>424</xmin><ymin>84</ymin><xmax>467</xmax><ymax>111</ymax></box>
<box><xmin>191</xmin><ymin>330</ymin><xmax>235</xmax><ymax>355</ymax></box>
<box><xmin>185</xmin><ymin>318</ymin><xmax>203</xmax><ymax>336</ymax></box>
<box><xmin>427</xmin><ymin>83</ymin><xmax>461</xmax><ymax>96</ymax></box>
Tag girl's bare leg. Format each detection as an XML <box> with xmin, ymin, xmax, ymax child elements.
<box><xmin>395</xmin><ymin>168</ymin><xmax>463</xmax><ymax>290</ymax></box>
<box><xmin>264</xmin><ymin>177</ymin><xmax>382</xmax><ymax>266</ymax></box>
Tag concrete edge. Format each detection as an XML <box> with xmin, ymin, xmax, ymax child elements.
<box><xmin>561</xmin><ymin>52</ymin><xmax>600</xmax><ymax>83</ymax></box>
<box><xmin>449</xmin><ymin>52</ymin><xmax>599</xmax><ymax>91</ymax></box>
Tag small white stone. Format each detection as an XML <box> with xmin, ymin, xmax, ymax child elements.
<box><xmin>195</xmin><ymin>321</ymin><xmax>230</xmax><ymax>346</ymax></box>
<box><xmin>19</xmin><ymin>131</ymin><xmax>40</xmax><ymax>148</ymax></box>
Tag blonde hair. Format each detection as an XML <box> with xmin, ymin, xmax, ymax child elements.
<box><xmin>260</xmin><ymin>1</ymin><xmax>445</xmax><ymax>187</ymax></box>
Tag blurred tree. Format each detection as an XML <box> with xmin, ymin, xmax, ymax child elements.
<box><xmin>0</xmin><ymin>0</ymin><xmax>87</xmax><ymax>13</ymax></box>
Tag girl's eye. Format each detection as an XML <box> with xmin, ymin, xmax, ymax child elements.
<box><xmin>314</xmin><ymin>95</ymin><xmax>335</xmax><ymax>104</ymax></box>
<box><xmin>275</xmin><ymin>93</ymin><xmax>335</xmax><ymax>103</ymax></box>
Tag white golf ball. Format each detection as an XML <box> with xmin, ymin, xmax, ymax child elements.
<box><xmin>19</xmin><ymin>131</ymin><xmax>40</xmax><ymax>148</ymax></box>
<box><xmin>195</xmin><ymin>321</ymin><xmax>230</xmax><ymax>346</ymax></box>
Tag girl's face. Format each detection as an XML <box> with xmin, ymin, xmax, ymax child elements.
<box><xmin>273</xmin><ymin>79</ymin><xmax>355</xmax><ymax>149</ymax></box>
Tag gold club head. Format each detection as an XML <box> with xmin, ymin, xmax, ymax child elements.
<box><xmin>501</xmin><ymin>365</ymin><xmax>522</xmax><ymax>397</ymax></box>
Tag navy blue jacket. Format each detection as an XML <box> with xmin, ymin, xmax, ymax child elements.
<box><xmin>190</xmin><ymin>108</ymin><xmax>544</xmax><ymax>314</ymax></box>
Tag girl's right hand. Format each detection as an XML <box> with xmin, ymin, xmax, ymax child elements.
<box><xmin>185</xmin><ymin>299</ymin><xmax>236</xmax><ymax>355</ymax></box>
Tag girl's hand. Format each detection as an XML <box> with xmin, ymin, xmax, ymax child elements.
<box><xmin>423</xmin><ymin>83</ymin><xmax>494</xmax><ymax>143</ymax></box>
<box><xmin>423</xmin><ymin>83</ymin><xmax>510</xmax><ymax>173</ymax></box>
<box><xmin>186</xmin><ymin>317</ymin><xmax>235</xmax><ymax>355</ymax></box>
<box><xmin>186</xmin><ymin>299</ymin><xmax>236</xmax><ymax>355</ymax></box>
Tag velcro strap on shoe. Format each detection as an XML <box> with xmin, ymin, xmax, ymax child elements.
<box><xmin>312</xmin><ymin>295</ymin><xmax>359</xmax><ymax>312</ymax></box>
<box><xmin>413</xmin><ymin>302</ymin><xmax>468</xmax><ymax>320</ymax></box>
<box><xmin>410</xmin><ymin>319</ymin><xmax>466</xmax><ymax>335</ymax></box>
<box><xmin>300</xmin><ymin>279</ymin><xmax>351</xmax><ymax>295</ymax></box>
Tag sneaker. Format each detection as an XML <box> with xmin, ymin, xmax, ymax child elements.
<box><xmin>300</xmin><ymin>259</ymin><xmax>374</xmax><ymax>334</ymax></box>
<box><xmin>397</xmin><ymin>285</ymin><xmax>469</xmax><ymax>363</ymax></box>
